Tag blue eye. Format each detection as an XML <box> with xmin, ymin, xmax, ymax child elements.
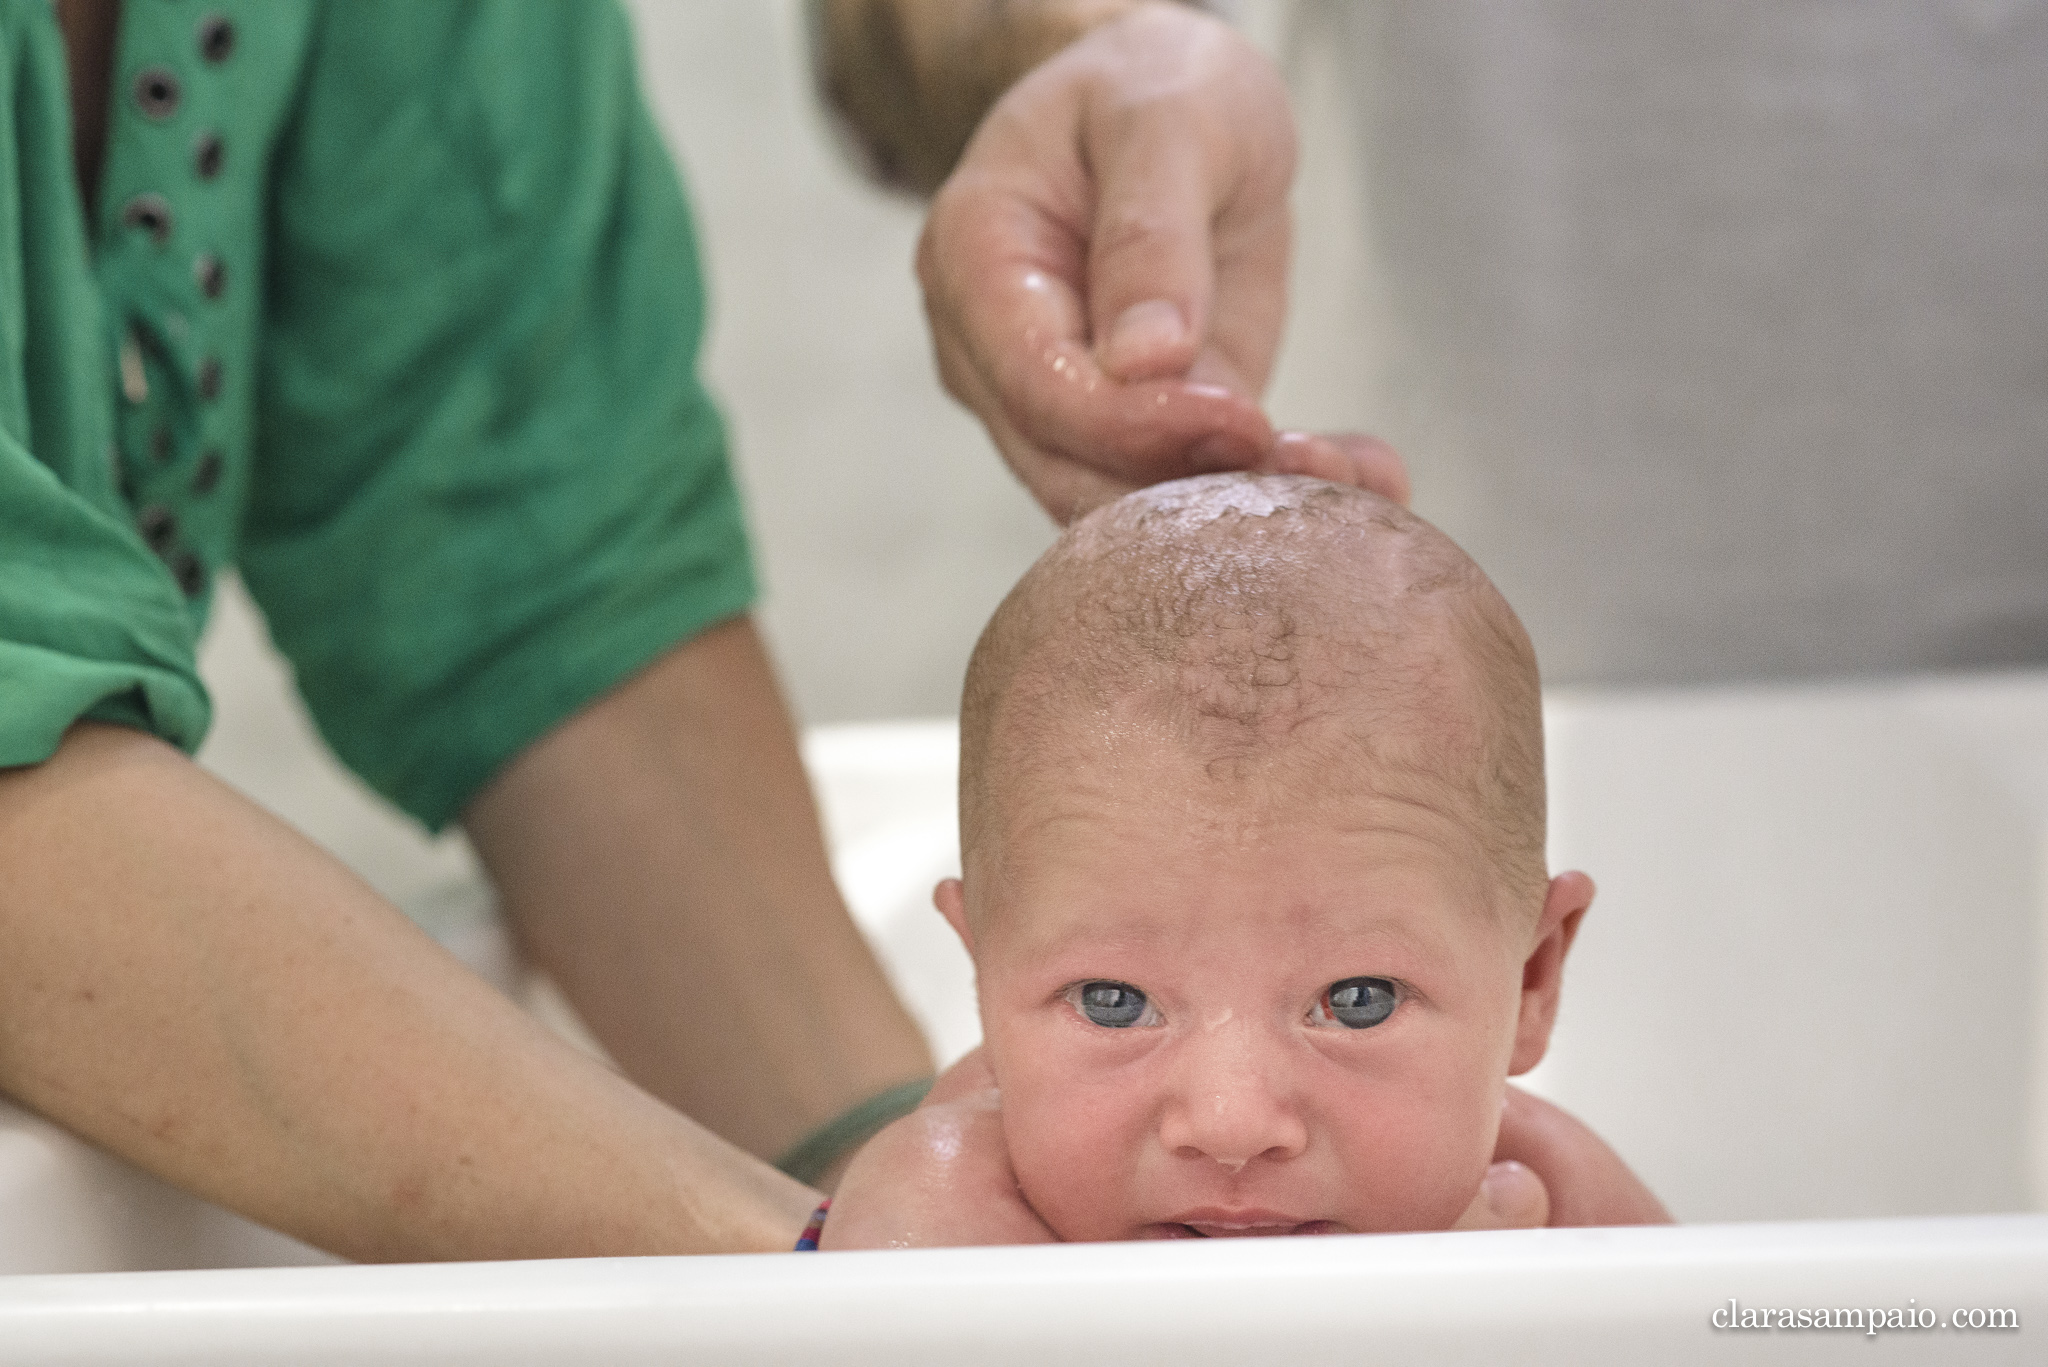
<box><xmin>1075</xmin><ymin>981</ymin><xmax>1151</xmax><ymax>1028</ymax></box>
<box><xmin>1322</xmin><ymin>977</ymin><xmax>1397</xmax><ymax>1029</ymax></box>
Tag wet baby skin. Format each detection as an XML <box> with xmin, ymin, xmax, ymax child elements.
<box><xmin>826</xmin><ymin>472</ymin><xmax>1651</xmax><ymax>1246</ymax></box>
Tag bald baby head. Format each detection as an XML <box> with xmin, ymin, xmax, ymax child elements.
<box><xmin>960</xmin><ymin>473</ymin><xmax>1546</xmax><ymax>913</ymax></box>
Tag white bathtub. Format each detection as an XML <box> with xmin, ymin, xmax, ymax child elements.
<box><xmin>1</xmin><ymin>1218</ymin><xmax>2042</xmax><ymax>1365</ymax></box>
<box><xmin>4</xmin><ymin>661</ymin><xmax>2047</xmax><ymax>1360</ymax></box>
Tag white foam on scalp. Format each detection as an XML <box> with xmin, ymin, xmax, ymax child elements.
<box><xmin>1113</xmin><ymin>472</ymin><xmax>1329</xmax><ymax>529</ymax></box>
<box><xmin>1073</xmin><ymin>474</ymin><xmax>1350</xmax><ymax>602</ymax></box>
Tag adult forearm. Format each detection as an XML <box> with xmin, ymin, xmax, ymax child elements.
<box><xmin>0</xmin><ymin>724</ymin><xmax>816</xmax><ymax>1260</ymax></box>
<box><xmin>813</xmin><ymin>0</ymin><xmax>1169</xmax><ymax>194</ymax></box>
<box><xmin>463</xmin><ymin>617</ymin><xmax>932</xmax><ymax>1173</ymax></box>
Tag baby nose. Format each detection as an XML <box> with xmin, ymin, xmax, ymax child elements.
<box><xmin>1156</xmin><ymin>1024</ymin><xmax>1309</xmax><ymax>1171</ymax></box>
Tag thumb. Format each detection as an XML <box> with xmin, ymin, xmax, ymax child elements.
<box><xmin>1452</xmin><ymin>1160</ymin><xmax>1551</xmax><ymax>1231</ymax></box>
<box><xmin>1087</xmin><ymin>130</ymin><xmax>1213</xmax><ymax>384</ymax></box>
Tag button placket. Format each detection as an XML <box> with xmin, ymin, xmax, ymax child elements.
<box><xmin>105</xmin><ymin>6</ymin><xmax>240</xmax><ymax>602</ymax></box>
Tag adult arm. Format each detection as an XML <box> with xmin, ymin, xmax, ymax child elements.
<box><xmin>0</xmin><ymin>723</ymin><xmax>818</xmax><ymax>1261</ymax></box>
<box><xmin>463</xmin><ymin>616</ymin><xmax>933</xmax><ymax>1170</ymax></box>
<box><xmin>242</xmin><ymin>5</ymin><xmax>930</xmax><ymax>1193</ymax></box>
<box><xmin>816</xmin><ymin>0</ymin><xmax>1410</xmax><ymax>521</ymax></box>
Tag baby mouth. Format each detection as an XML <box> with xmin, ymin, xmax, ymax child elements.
<box><xmin>1150</xmin><ymin>1213</ymin><xmax>1342</xmax><ymax>1239</ymax></box>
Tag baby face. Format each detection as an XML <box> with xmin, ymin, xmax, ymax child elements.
<box><xmin>949</xmin><ymin>734</ymin><xmax>1550</xmax><ymax>1241</ymax></box>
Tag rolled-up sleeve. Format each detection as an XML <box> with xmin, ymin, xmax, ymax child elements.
<box><xmin>0</xmin><ymin>437</ymin><xmax>211</xmax><ymax>763</ymax></box>
<box><xmin>0</xmin><ymin>7</ymin><xmax>210</xmax><ymax>769</ymax></box>
<box><xmin>241</xmin><ymin>0</ymin><xmax>755</xmax><ymax>830</ymax></box>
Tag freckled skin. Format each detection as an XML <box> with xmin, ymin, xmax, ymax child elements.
<box><xmin>959</xmin><ymin>736</ymin><xmax>1539</xmax><ymax>1242</ymax></box>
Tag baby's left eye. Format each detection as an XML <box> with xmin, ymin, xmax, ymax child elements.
<box><xmin>1311</xmin><ymin>977</ymin><xmax>1399</xmax><ymax>1029</ymax></box>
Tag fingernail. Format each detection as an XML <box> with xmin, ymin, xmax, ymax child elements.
<box><xmin>1490</xmin><ymin>1164</ymin><xmax>1523</xmax><ymax>1213</ymax></box>
<box><xmin>1103</xmin><ymin>300</ymin><xmax>1187</xmax><ymax>376</ymax></box>
<box><xmin>1482</xmin><ymin>1160</ymin><xmax>1532</xmax><ymax>1212</ymax></box>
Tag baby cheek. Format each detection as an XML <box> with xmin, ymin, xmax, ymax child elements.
<box><xmin>997</xmin><ymin>1055</ymin><xmax>1148</xmax><ymax>1242</ymax></box>
<box><xmin>1333</xmin><ymin>1074</ymin><xmax>1504</xmax><ymax>1232</ymax></box>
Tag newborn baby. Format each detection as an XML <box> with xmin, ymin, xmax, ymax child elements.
<box><xmin>831</xmin><ymin>472</ymin><xmax>1661</xmax><ymax>1245</ymax></box>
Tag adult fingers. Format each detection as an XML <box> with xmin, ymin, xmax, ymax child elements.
<box><xmin>1451</xmin><ymin>1160</ymin><xmax>1551</xmax><ymax>1231</ymax></box>
<box><xmin>1075</xmin><ymin>6</ymin><xmax>1294</xmax><ymax>390</ymax></box>
<box><xmin>1086</xmin><ymin>129</ymin><xmax>1214</xmax><ymax>383</ymax></box>
<box><xmin>927</xmin><ymin>304</ymin><xmax>1149</xmax><ymax>523</ymax></box>
<box><xmin>1267</xmin><ymin>431</ymin><xmax>1414</xmax><ymax>506</ymax></box>
<box><xmin>1494</xmin><ymin>1086</ymin><xmax>1673</xmax><ymax>1228</ymax></box>
<box><xmin>921</xmin><ymin>181</ymin><xmax>1277</xmax><ymax>494</ymax></box>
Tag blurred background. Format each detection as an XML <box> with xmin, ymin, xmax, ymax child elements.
<box><xmin>179</xmin><ymin>0</ymin><xmax>2046</xmax><ymax>1234</ymax></box>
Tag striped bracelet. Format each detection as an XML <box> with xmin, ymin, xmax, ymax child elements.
<box><xmin>794</xmin><ymin>1198</ymin><xmax>832</xmax><ymax>1251</ymax></box>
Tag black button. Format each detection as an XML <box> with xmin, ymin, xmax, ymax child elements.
<box><xmin>193</xmin><ymin>131</ymin><xmax>224</xmax><ymax>180</ymax></box>
<box><xmin>192</xmin><ymin>449</ymin><xmax>223</xmax><ymax>495</ymax></box>
<box><xmin>149</xmin><ymin>425</ymin><xmax>172</xmax><ymax>465</ymax></box>
<box><xmin>168</xmin><ymin>549</ymin><xmax>206</xmax><ymax>598</ymax></box>
<box><xmin>121</xmin><ymin>193</ymin><xmax>174</xmax><ymax>246</ymax></box>
<box><xmin>134</xmin><ymin>67</ymin><xmax>181</xmax><ymax>120</ymax></box>
<box><xmin>197</xmin><ymin>15</ymin><xmax>235</xmax><ymax>64</ymax></box>
<box><xmin>194</xmin><ymin>252</ymin><xmax>226</xmax><ymax>300</ymax></box>
<box><xmin>136</xmin><ymin>504</ymin><xmax>177</xmax><ymax>552</ymax></box>
<box><xmin>196</xmin><ymin>356</ymin><xmax>223</xmax><ymax>400</ymax></box>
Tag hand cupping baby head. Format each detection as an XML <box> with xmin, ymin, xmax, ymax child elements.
<box><xmin>939</xmin><ymin>472</ymin><xmax>1591</xmax><ymax>1240</ymax></box>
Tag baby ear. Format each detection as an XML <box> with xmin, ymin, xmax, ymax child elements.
<box><xmin>934</xmin><ymin>877</ymin><xmax>974</xmax><ymax>955</ymax></box>
<box><xmin>1508</xmin><ymin>871</ymin><xmax>1594</xmax><ymax>1075</ymax></box>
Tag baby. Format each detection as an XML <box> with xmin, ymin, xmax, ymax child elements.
<box><xmin>830</xmin><ymin>472</ymin><xmax>1661</xmax><ymax>1245</ymax></box>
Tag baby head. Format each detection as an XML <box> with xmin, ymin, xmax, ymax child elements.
<box><xmin>937</xmin><ymin>472</ymin><xmax>1593</xmax><ymax>1240</ymax></box>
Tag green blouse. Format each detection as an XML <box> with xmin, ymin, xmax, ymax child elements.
<box><xmin>0</xmin><ymin>0</ymin><xmax>755</xmax><ymax>828</ymax></box>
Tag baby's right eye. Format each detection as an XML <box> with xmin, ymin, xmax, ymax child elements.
<box><xmin>1068</xmin><ymin>981</ymin><xmax>1159</xmax><ymax>1029</ymax></box>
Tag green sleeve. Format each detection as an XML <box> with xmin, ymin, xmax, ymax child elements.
<box><xmin>0</xmin><ymin>8</ymin><xmax>209</xmax><ymax>768</ymax></box>
<box><xmin>241</xmin><ymin>0</ymin><xmax>756</xmax><ymax>830</ymax></box>
<box><xmin>0</xmin><ymin>434</ymin><xmax>211</xmax><ymax>761</ymax></box>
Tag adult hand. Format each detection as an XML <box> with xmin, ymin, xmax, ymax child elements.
<box><xmin>917</xmin><ymin>2</ymin><xmax>1410</xmax><ymax>522</ymax></box>
<box><xmin>1492</xmin><ymin>1085</ymin><xmax>1673</xmax><ymax>1227</ymax></box>
<box><xmin>1450</xmin><ymin>1159</ymin><xmax>1551</xmax><ymax>1231</ymax></box>
<box><xmin>821</xmin><ymin>1048</ymin><xmax>1056</xmax><ymax>1249</ymax></box>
